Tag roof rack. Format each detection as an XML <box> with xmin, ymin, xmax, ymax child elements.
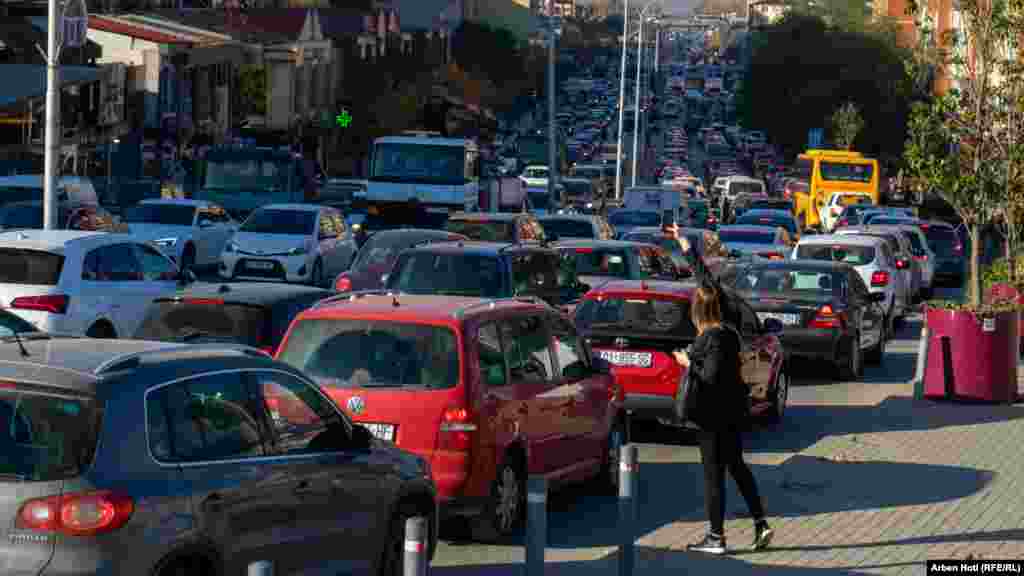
<box><xmin>312</xmin><ymin>289</ymin><xmax>396</xmax><ymax>308</ymax></box>
<box><xmin>451</xmin><ymin>295</ymin><xmax>547</xmax><ymax>319</ymax></box>
<box><xmin>94</xmin><ymin>343</ymin><xmax>270</xmax><ymax>375</ymax></box>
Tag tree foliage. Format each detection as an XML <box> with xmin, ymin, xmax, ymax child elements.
<box><xmin>830</xmin><ymin>101</ymin><xmax>864</xmax><ymax>149</ymax></box>
<box><xmin>736</xmin><ymin>13</ymin><xmax>911</xmax><ymax>160</ymax></box>
<box><xmin>236</xmin><ymin>65</ymin><xmax>267</xmax><ymax>118</ymax></box>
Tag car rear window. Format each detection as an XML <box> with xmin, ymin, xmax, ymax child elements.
<box><xmin>0</xmin><ymin>385</ymin><xmax>102</xmax><ymax>481</ymax></box>
<box><xmin>0</xmin><ymin>249</ymin><xmax>64</xmax><ymax>285</ymax></box>
<box><xmin>609</xmin><ymin>211</ymin><xmax>661</xmax><ymax>227</ymax></box>
<box><xmin>445</xmin><ymin>219</ymin><xmax>516</xmax><ymax>242</ymax></box>
<box><xmin>925</xmin><ymin>226</ymin><xmax>960</xmax><ymax>256</ymax></box>
<box><xmin>900</xmin><ymin>230</ymin><xmax>926</xmax><ymax>255</ymax></box>
<box><xmin>575</xmin><ymin>296</ymin><xmax>696</xmax><ymax>337</ymax></box>
<box><xmin>135</xmin><ymin>299</ymin><xmax>269</xmax><ymax>347</ymax></box>
<box><xmin>718</xmin><ymin>230</ymin><xmax>776</xmax><ymax>244</ymax></box>
<box><xmin>540</xmin><ymin>219</ymin><xmax>595</xmax><ymax>239</ymax></box>
<box><xmin>732</xmin><ymin>267</ymin><xmax>847</xmax><ymax>297</ymax></box>
<box><xmin>728</xmin><ymin>181</ymin><xmax>763</xmax><ymax>195</ymax></box>
<box><xmin>389</xmin><ymin>252</ymin><xmax>504</xmax><ymax>297</ymax></box>
<box><xmin>277</xmin><ymin>319</ymin><xmax>459</xmax><ymax>390</ymax></box>
<box><xmin>351</xmin><ymin>232</ymin><xmax>456</xmax><ymax>271</ymax></box>
<box><xmin>561</xmin><ymin>247</ymin><xmax>630</xmax><ymax>277</ymax></box>
<box><xmin>796</xmin><ymin>244</ymin><xmax>876</xmax><ymax>266</ymax></box>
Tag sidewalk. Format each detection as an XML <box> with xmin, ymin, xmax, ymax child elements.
<box><xmin>435</xmin><ymin>365</ymin><xmax>1024</xmax><ymax>576</ymax></box>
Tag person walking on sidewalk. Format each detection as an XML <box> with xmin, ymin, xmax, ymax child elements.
<box><xmin>672</xmin><ymin>284</ymin><xmax>774</xmax><ymax>555</ymax></box>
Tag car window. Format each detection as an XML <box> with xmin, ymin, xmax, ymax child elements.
<box><xmin>135</xmin><ymin>244</ymin><xmax>178</xmax><ymax>281</ymax></box>
<box><xmin>500</xmin><ymin>315</ymin><xmax>554</xmax><ymax>384</ymax></box>
<box><xmin>0</xmin><ymin>249</ymin><xmax>63</xmax><ymax>285</ymax></box>
<box><xmin>550</xmin><ymin>317</ymin><xmax>587</xmax><ymax>381</ymax></box>
<box><xmin>795</xmin><ymin>244</ymin><xmax>876</xmax><ymax>266</ymax></box>
<box><xmin>255</xmin><ymin>371</ymin><xmax>341</xmax><ymax>455</ymax></box>
<box><xmin>737</xmin><ymin>299</ymin><xmax>760</xmax><ymax>337</ymax></box>
<box><xmin>477</xmin><ymin>322</ymin><xmax>508</xmax><ymax>388</ymax></box>
<box><xmin>849</xmin><ymin>271</ymin><xmax>871</xmax><ymax>301</ymax></box>
<box><xmin>390</xmin><ymin>252</ymin><xmax>504</xmax><ymax>298</ymax></box>
<box><xmin>147</xmin><ymin>372</ymin><xmax>266</xmax><ymax>463</ymax></box>
<box><xmin>83</xmin><ymin>243</ymin><xmax>143</xmax><ymax>282</ymax></box>
<box><xmin>511</xmin><ymin>252</ymin><xmax>559</xmax><ymax>296</ymax></box>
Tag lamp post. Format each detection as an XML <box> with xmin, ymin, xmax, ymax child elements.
<box><xmin>632</xmin><ymin>4</ymin><xmax>661</xmax><ymax>187</ymax></box>
<box><xmin>613</xmin><ymin>0</ymin><xmax>630</xmax><ymax>200</ymax></box>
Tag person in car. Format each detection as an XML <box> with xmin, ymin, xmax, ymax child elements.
<box><xmin>670</xmin><ymin>225</ymin><xmax>742</xmax><ymax>329</ymax></box>
<box><xmin>673</xmin><ymin>285</ymin><xmax>773</xmax><ymax>555</ymax></box>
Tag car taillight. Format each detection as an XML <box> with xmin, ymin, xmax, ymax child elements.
<box><xmin>871</xmin><ymin>271</ymin><xmax>890</xmax><ymax>286</ymax></box>
<box><xmin>810</xmin><ymin>304</ymin><xmax>846</xmax><ymax>329</ymax></box>
<box><xmin>335</xmin><ymin>274</ymin><xmax>352</xmax><ymax>292</ymax></box>
<box><xmin>914</xmin><ymin>254</ymin><xmax>928</xmax><ymax>261</ymax></box>
<box><xmin>16</xmin><ymin>491</ymin><xmax>134</xmax><ymax>536</ymax></box>
<box><xmin>439</xmin><ymin>406</ymin><xmax>476</xmax><ymax>452</ymax></box>
<box><xmin>10</xmin><ymin>294</ymin><xmax>69</xmax><ymax>314</ymax></box>
<box><xmin>894</xmin><ymin>259</ymin><xmax>909</xmax><ymax>270</ymax></box>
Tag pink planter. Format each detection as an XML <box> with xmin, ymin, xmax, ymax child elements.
<box><xmin>924</xmin><ymin>308</ymin><xmax>1019</xmax><ymax>403</ymax></box>
<box><xmin>987</xmin><ymin>283</ymin><xmax>1024</xmax><ymax>353</ymax></box>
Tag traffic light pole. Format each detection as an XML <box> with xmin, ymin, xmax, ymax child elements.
<box><xmin>547</xmin><ymin>17</ymin><xmax>558</xmax><ymax>210</ymax></box>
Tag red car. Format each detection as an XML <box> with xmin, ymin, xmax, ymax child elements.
<box><xmin>275</xmin><ymin>293</ymin><xmax>625</xmax><ymax>541</ymax></box>
<box><xmin>573</xmin><ymin>280</ymin><xmax>788</xmax><ymax>426</ymax></box>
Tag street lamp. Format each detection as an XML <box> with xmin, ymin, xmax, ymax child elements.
<box><xmin>615</xmin><ymin>0</ymin><xmax>662</xmax><ymax>199</ymax></box>
<box><xmin>632</xmin><ymin>4</ymin><xmax>661</xmax><ymax>187</ymax></box>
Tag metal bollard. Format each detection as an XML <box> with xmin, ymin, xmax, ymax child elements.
<box><xmin>913</xmin><ymin>326</ymin><xmax>930</xmax><ymax>399</ymax></box>
<box><xmin>404</xmin><ymin>516</ymin><xmax>429</xmax><ymax>576</ymax></box>
<box><xmin>247</xmin><ymin>561</ymin><xmax>273</xmax><ymax>576</ymax></box>
<box><xmin>618</xmin><ymin>444</ymin><xmax>639</xmax><ymax>576</ymax></box>
<box><xmin>525</xmin><ymin>475</ymin><xmax>548</xmax><ymax>576</ymax></box>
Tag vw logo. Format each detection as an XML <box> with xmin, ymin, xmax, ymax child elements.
<box><xmin>614</xmin><ymin>337</ymin><xmax>628</xmax><ymax>349</ymax></box>
<box><xmin>346</xmin><ymin>396</ymin><xmax>365</xmax><ymax>415</ymax></box>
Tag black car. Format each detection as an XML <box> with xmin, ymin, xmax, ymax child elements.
<box><xmin>385</xmin><ymin>240</ymin><xmax>587</xmax><ymax>308</ymax></box>
<box><xmin>537</xmin><ymin>214</ymin><xmax>615</xmax><ymax>240</ymax></box>
<box><xmin>723</xmin><ymin>259</ymin><xmax>887</xmax><ymax>379</ymax></box>
<box><xmin>134</xmin><ymin>282</ymin><xmax>333</xmax><ymax>354</ymax></box>
<box><xmin>445</xmin><ymin>212</ymin><xmax>546</xmax><ymax>244</ymax></box>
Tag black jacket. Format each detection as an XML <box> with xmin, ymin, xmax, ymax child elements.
<box><xmin>684</xmin><ymin>248</ymin><xmax>743</xmax><ymax>330</ymax></box>
<box><xmin>688</xmin><ymin>325</ymin><xmax>748</xmax><ymax>431</ymax></box>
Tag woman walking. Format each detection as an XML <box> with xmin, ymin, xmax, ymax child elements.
<box><xmin>673</xmin><ymin>285</ymin><xmax>774</xmax><ymax>555</ymax></box>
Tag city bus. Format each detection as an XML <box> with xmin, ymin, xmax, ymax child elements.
<box><xmin>792</xmin><ymin>149</ymin><xmax>879</xmax><ymax>230</ymax></box>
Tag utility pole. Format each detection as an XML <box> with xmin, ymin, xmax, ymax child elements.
<box><xmin>614</xmin><ymin>0</ymin><xmax>629</xmax><ymax>200</ymax></box>
<box><xmin>547</xmin><ymin>15</ymin><xmax>558</xmax><ymax>210</ymax></box>
<box><xmin>42</xmin><ymin>0</ymin><xmax>62</xmax><ymax>230</ymax></box>
<box><xmin>631</xmin><ymin>15</ymin><xmax>644</xmax><ymax>186</ymax></box>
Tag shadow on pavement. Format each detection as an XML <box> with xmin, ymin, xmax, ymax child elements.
<box><xmin>430</xmin><ymin>546</ymin><xmax>904</xmax><ymax>575</ymax></box>
<box><xmin>540</xmin><ymin>458</ymin><xmax>992</xmax><ymax>549</ymax></box>
<box><xmin>733</xmin><ymin>527</ymin><xmax>1024</xmax><ymax>556</ymax></box>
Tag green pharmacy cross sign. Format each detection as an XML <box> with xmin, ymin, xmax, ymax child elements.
<box><xmin>336</xmin><ymin>110</ymin><xmax>353</xmax><ymax>128</ymax></box>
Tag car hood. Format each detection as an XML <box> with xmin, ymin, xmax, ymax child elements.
<box><xmin>231</xmin><ymin>231</ymin><xmax>310</xmax><ymax>255</ymax></box>
<box><xmin>128</xmin><ymin>223</ymin><xmax>193</xmax><ymax>241</ymax></box>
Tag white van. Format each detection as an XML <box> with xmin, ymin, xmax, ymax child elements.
<box><xmin>0</xmin><ymin>175</ymin><xmax>99</xmax><ymax>206</ymax></box>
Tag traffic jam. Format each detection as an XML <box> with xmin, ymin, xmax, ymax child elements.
<box><xmin>0</xmin><ymin>39</ymin><xmax>969</xmax><ymax>576</ymax></box>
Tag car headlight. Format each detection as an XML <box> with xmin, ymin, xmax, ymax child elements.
<box><xmin>153</xmin><ymin>237</ymin><xmax>177</xmax><ymax>248</ymax></box>
<box><xmin>224</xmin><ymin>241</ymin><xmax>238</xmax><ymax>254</ymax></box>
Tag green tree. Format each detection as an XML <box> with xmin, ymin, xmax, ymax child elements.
<box><xmin>236</xmin><ymin>65</ymin><xmax>267</xmax><ymax>118</ymax></box>
<box><xmin>830</xmin><ymin>101</ymin><xmax>864</xmax><ymax>149</ymax></box>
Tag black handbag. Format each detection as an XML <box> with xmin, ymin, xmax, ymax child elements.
<box><xmin>673</xmin><ymin>364</ymin><xmax>701</xmax><ymax>429</ymax></box>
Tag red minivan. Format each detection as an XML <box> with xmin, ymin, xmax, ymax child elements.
<box><xmin>274</xmin><ymin>292</ymin><xmax>625</xmax><ymax>541</ymax></box>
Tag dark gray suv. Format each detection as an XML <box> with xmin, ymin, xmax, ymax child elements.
<box><xmin>0</xmin><ymin>337</ymin><xmax>436</xmax><ymax>575</ymax></box>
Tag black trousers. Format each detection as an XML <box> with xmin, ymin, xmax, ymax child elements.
<box><xmin>698</xmin><ymin>429</ymin><xmax>765</xmax><ymax>536</ymax></box>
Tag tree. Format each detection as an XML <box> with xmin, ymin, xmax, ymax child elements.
<box><xmin>830</xmin><ymin>101</ymin><xmax>864</xmax><ymax>149</ymax></box>
<box><xmin>990</xmin><ymin>9</ymin><xmax>1024</xmax><ymax>286</ymax></box>
<box><xmin>236</xmin><ymin>65</ymin><xmax>267</xmax><ymax>118</ymax></box>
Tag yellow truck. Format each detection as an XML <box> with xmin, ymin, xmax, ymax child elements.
<box><xmin>792</xmin><ymin>149</ymin><xmax>880</xmax><ymax>230</ymax></box>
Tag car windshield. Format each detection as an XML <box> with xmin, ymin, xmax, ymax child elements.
<box><xmin>0</xmin><ymin>386</ymin><xmax>102</xmax><ymax>481</ymax></box>
<box><xmin>241</xmin><ymin>209</ymin><xmax>316</xmax><ymax>235</ymax></box>
<box><xmin>575</xmin><ymin>296</ymin><xmax>697</xmax><ymax>337</ymax></box>
<box><xmin>924</xmin><ymin>226</ymin><xmax>960</xmax><ymax>256</ymax></box>
<box><xmin>609</xmin><ymin>211</ymin><xmax>661</xmax><ymax>227</ymax></box>
<box><xmin>0</xmin><ymin>204</ymin><xmax>43</xmax><ymax>229</ymax></box>
<box><xmin>750</xmin><ymin>200</ymin><xmax>792</xmax><ymax>211</ymax></box>
<box><xmin>540</xmin><ymin>219</ymin><xmax>595</xmax><ymax>239</ymax></box>
<box><xmin>123</xmin><ymin>204</ymin><xmax>196</xmax><ymax>226</ymax></box>
<box><xmin>736</xmin><ymin>214</ymin><xmax>794</xmax><ymax>233</ymax></box>
<box><xmin>389</xmin><ymin>252</ymin><xmax>504</xmax><ymax>297</ymax></box>
<box><xmin>278</xmin><ymin>319</ymin><xmax>459</xmax><ymax>390</ymax></box>
<box><xmin>0</xmin><ymin>249</ymin><xmax>64</xmax><ymax>284</ymax></box>
<box><xmin>870</xmin><ymin>218</ymin><xmax>915</xmax><ymax>226</ymax></box>
<box><xmin>719</xmin><ymin>230</ymin><xmax>776</xmax><ymax>244</ymax></box>
<box><xmin>729</xmin><ymin>181</ymin><xmax>763</xmax><ymax>195</ymax></box>
<box><xmin>561</xmin><ymin>247</ymin><xmax>630</xmax><ymax>277</ymax></box>
<box><xmin>819</xmin><ymin>162</ymin><xmax>873</xmax><ymax>183</ymax></box>
<box><xmin>732</xmin><ymin>267</ymin><xmax>847</xmax><ymax>298</ymax></box>
<box><xmin>0</xmin><ymin>186</ymin><xmax>42</xmax><ymax>204</ymax></box>
<box><xmin>796</xmin><ymin>244</ymin><xmax>876</xmax><ymax>265</ymax></box>
<box><xmin>445</xmin><ymin>219</ymin><xmax>517</xmax><ymax>242</ymax></box>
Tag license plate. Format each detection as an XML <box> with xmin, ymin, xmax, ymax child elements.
<box><xmin>246</xmin><ymin>260</ymin><xmax>275</xmax><ymax>271</ymax></box>
<box><xmin>598</xmin><ymin>350</ymin><xmax>653</xmax><ymax>368</ymax></box>
<box><xmin>358</xmin><ymin>422</ymin><xmax>396</xmax><ymax>442</ymax></box>
<box><xmin>758</xmin><ymin>312</ymin><xmax>800</xmax><ymax>326</ymax></box>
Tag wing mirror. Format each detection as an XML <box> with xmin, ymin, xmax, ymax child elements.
<box><xmin>177</xmin><ymin>268</ymin><xmax>197</xmax><ymax>285</ymax></box>
<box><xmin>350</xmin><ymin>424</ymin><xmax>373</xmax><ymax>451</ymax></box>
<box><xmin>762</xmin><ymin>317</ymin><xmax>784</xmax><ymax>334</ymax></box>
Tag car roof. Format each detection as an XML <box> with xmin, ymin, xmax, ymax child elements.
<box><xmin>798</xmin><ymin>233</ymin><xmax>884</xmax><ymax>246</ymax></box>
<box><xmin>164</xmin><ymin>282</ymin><xmax>333</xmax><ymax>306</ymax></box>
<box><xmin>718</xmin><ymin>225</ymin><xmax>779</xmax><ymax>233</ymax></box>
<box><xmin>537</xmin><ymin>214</ymin><xmax>595</xmax><ymax>222</ymax></box>
<box><xmin>553</xmin><ymin>239</ymin><xmax>651</xmax><ymax>249</ymax></box>
<box><xmin>448</xmin><ymin>212</ymin><xmax>524</xmax><ymax>222</ymax></box>
<box><xmin>739</xmin><ymin>209</ymin><xmax>793</xmax><ymax>218</ymax></box>
<box><xmin>258</xmin><ymin>203</ymin><xmax>321</xmax><ymax>212</ymax></box>
<box><xmin>740</xmin><ymin>259</ymin><xmax>853</xmax><ymax>272</ymax></box>
<box><xmin>0</xmin><ymin>229</ymin><xmax>108</xmax><ymax>251</ymax></box>
<box><xmin>586</xmin><ymin>279</ymin><xmax>698</xmax><ymax>298</ymax></box>
<box><xmin>298</xmin><ymin>293</ymin><xmax>548</xmax><ymax>323</ymax></box>
<box><xmin>139</xmin><ymin>198</ymin><xmax>212</xmax><ymax>208</ymax></box>
<box><xmin>366</xmin><ymin>228</ymin><xmax>464</xmax><ymax>241</ymax></box>
<box><xmin>405</xmin><ymin>240</ymin><xmax>546</xmax><ymax>255</ymax></box>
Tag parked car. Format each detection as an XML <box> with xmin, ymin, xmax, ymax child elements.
<box><xmin>553</xmin><ymin>239</ymin><xmax>690</xmax><ymax>289</ymax></box>
<box><xmin>537</xmin><ymin>214</ymin><xmax>615</xmax><ymax>241</ymax></box>
<box><xmin>276</xmin><ymin>293</ymin><xmax>625</xmax><ymax>541</ymax></box>
<box><xmin>134</xmin><ymin>282</ymin><xmax>332</xmax><ymax>354</ymax></box>
<box><xmin>723</xmin><ymin>259</ymin><xmax>887</xmax><ymax>379</ymax></box>
<box><xmin>334</xmin><ymin>229</ymin><xmax>467</xmax><ymax>293</ymax></box>
<box><xmin>717</xmin><ymin>225</ymin><xmax>794</xmax><ymax>259</ymax></box>
<box><xmin>384</xmin><ymin>241</ymin><xmax>586</xmax><ymax>309</ymax></box>
<box><xmin>220</xmin><ymin>204</ymin><xmax>357</xmax><ymax>286</ymax></box>
<box><xmin>123</xmin><ymin>199</ymin><xmax>238</xmax><ymax>271</ymax></box>
<box><xmin>574</xmin><ymin>279</ymin><xmax>788</xmax><ymax>424</ymax></box>
<box><xmin>0</xmin><ymin>338</ymin><xmax>436</xmax><ymax>575</ymax></box>
<box><xmin>792</xmin><ymin>234</ymin><xmax>910</xmax><ymax>334</ymax></box>
<box><xmin>445</xmin><ymin>212</ymin><xmax>546</xmax><ymax>244</ymax></box>
<box><xmin>0</xmin><ymin>230</ymin><xmax>191</xmax><ymax>339</ymax></box>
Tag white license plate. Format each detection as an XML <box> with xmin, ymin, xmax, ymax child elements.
<box><xmin>598</xmin><ymin>350</ymin><xmax>653</xmax><ymax>368</ymax></box>
<box><xmin>358</xmin><ymin>422</ymin><xmax>396</xmax><ymax>442</ymax></box>
<box><xmin>758</xmin><ymin>312</ymin><xmax>800</xmax><ymax>326</ymax></box>
<box><xmin>246</xmin><ymin>260</ymin><xmax>275</xmax><ymax>270</ymax></box>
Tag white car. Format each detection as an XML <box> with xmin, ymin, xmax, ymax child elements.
<box><xmin>123</xmin><ymin>199</ymin><xmax>237</xmax><ymax>271</ymax></box>
<box><xmin>819</xmin><ymin>192</ymin><xmax>874</xmax><ymax>232</ymax></box>
<box><xmin>793</xmin><ymin>234</ymin><xmax>910</xmax><ymax>332</ymax></box>
<box><xmin>219</xmin><ymin>204</ymin><xmax>356</xmax><ymax>286</ymax></box>
<box><xmin>0</xmin><ymin>230</ymin><xmax>186</xmax><ymax>338</ymax></box>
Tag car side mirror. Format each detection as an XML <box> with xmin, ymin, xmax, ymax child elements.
<box><xmin>178</xmin><ymin>268</ymin><xmax>197</xmax><ymax>285</ymax></box>
<box><xmin>869</xmin><ymin>291</ymin><xmax>887</xmax><ymax>302</ymax></box>
<box><xmin>762</xmin><ymin>317</ymin><xmax>784</xmax><ymax>334</ymax></box>
<box><xmin>349</xmin><ymin>424</ymin><xmax>373</xmax><ymax>451</ymax></box>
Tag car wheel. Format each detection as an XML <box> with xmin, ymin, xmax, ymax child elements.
<box><xmin>471</xmin><ymin>455</ymin><xmax>525</xmax><ymax>542</ymax></box>
<box><xmin>310</xmin><ymin>257</ymin><xmax>324</xmax><ymax>287</ymax></box>
<box><xmin>839</xmin><ymin>332</ymin><xmax>862</xmax><ymax>381</ymax></box>
<box><xmin>86</xmin><ymin>321</ymin><xmax>116</xmax><ymax>339</ymax></box>
<box><xmin>180</xmin><ymin>244</ymin><xmax>196</xmax><ymax>274</ymax></box>
<box><xmin>597</xmin><ymin>417</ymin><xmax>625</xmax><ymax>494</ymax></box>
<box><xmin>768</xmin><ymin>370</ymin><xmax>788</xmax><ymax>423</ymax></box>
